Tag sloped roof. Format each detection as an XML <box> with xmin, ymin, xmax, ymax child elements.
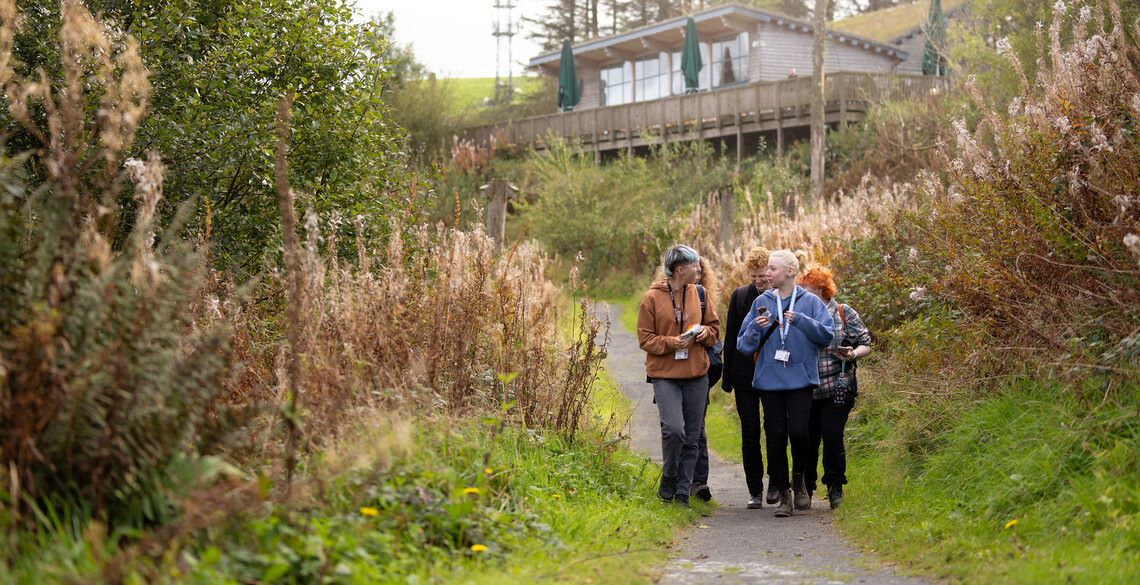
<box><xmin>529</xmin><ymin>2</ymin><xmax>908</xmax><ymax>71</ymax></box>
<box><xmin>832</xmin><ymin>0</ymin><xmax>967</xmax><ymax>44</ymax></box>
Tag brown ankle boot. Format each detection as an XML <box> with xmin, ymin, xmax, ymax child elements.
<box><xmin>773</xmin><ymin>489</ymin><xmax>793</xmax><ymax>517</ymax></box>
<box><xmin>793</xmin><ymin>472</ymin><xmax>811</xmax><ymax>510</ymax></box>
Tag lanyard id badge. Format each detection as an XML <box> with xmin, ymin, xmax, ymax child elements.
<box><xmin>668</xmin><ymin>282</ymin><xmax>689</xmax><ymax>361</ymax></box>
<box><xmin>774</xmin><ymin>291</ymin><xmax>797</xmax><ymax>367</ymax></box>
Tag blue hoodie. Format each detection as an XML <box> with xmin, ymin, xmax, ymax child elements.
<box><xmin>736</xmin><ymin>285</ymin><xmax>835</xmax><ymax>391</ymax></box>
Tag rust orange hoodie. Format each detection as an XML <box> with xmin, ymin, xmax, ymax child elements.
<box><xmin>637</xmin><ymin>281</ymin><xmax>721</xmax><ymax>380</ymax></box>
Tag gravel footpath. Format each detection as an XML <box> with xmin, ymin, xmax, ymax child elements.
<box><xmin>597</xmin><ymin>302</ymin><xmax>931</xmax><ymax>585</ymax></box>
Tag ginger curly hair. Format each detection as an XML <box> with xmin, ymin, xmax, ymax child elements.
<box><xmin>797</xmin><ymin>265</ymin><xmax>838</xmax><ymax>302</ymax></box>
<box><xmin>744</xmin><ymin>246</ymin><xmax>770</xmax><ymax>271</ymax></box>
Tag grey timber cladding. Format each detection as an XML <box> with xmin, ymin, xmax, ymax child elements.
<box><xmin>579</xmin><ymin>63</ymin><xmax>601</xmax><ymax>111</ymax></box>
<box><xmin>893</xmin><ymin>33</ymin><xmax>928</xmax><ymax>75</ymax></box>
<box><xmin>753</xmin><ymin>22</ymin><xmax>897</xmax><ymax>82</ymax></box>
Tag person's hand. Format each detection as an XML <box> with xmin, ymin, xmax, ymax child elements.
<box><xmin>836</xmin><ymin>345</ymin><xmax>856</xmax><ymax>360</ymax></box>
<box><xmin>695</xmin><ymin>326</ymin><xmax>713</xmax><ymax>344</ymax></box>
<box><xmin>666</xmin><ymin>336</ymin><xmax>689</xmax><ymax>350</ymax></box>
<box><xmin>754</xmin><ymin>313</ymin><xmax>770</xmax><ymax>328</ymax></box>
<box><xmin>783</xmin><ymin>310</ymin><xmax>796</xmax><ymax>325</ymax></box>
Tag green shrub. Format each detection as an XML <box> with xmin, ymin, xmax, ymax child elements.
<box><xmin>0</xmin><ymin>1</ymin><xmax>229</xmax><ymax>525</ymax></box>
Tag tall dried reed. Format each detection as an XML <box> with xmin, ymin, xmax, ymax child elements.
<box><xmin>243</xmin><ymin>214</ymin><xmax>607</xmax><ymax>444</ymax></box>
<box><xmin>683</xmin><ymin>177</ymin><xmax>920</xmax><ymax>308</ymax></box>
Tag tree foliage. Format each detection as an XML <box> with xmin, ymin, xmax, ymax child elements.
<box><xmin>6</xmin><ymin>0</ymin><xmax>421</xmax><ymax>275</ymax></box>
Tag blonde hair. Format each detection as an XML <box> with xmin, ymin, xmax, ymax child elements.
<box><xmin>744</xmin><ymin>246</ymin><xmax>771</xmax><ymax>271</ymax></box>
<box><xmin>769</xmin><ymin>249</ymin><xmax>800</xmax><ymax>274</ymax></box>
<box><xmin>794</xmin><ymin>249</ymin><xmax>811</xmax><ymax>271</ymax></box>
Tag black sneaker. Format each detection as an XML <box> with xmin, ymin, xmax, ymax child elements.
<box><xmin>690</xmin><ymin>483</ymin><xmax>712</xmax><ymax>503</ymax></box>
<box><xmin>765</xmin><ymin>483</ymin><xmax>780</xmax><ymax>505</ymax></box>
<box><xmin>673</xmin><ymin>494</ymin><xmax>690</xmax><ymax>508</ymax></box>
<box><xmin>827</xmin><ymin>484</ymin><xmax>844</xmax><ymax>510</ymax></box>
<box><xmin>747</xmin><ymin>495</ymin><xmax>764</xmax><ymax>509</ymax></box>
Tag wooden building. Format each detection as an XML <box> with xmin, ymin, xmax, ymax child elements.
<box><xmin>462</xmin><ymin>2</ymin><xmax>953</xmax><ymax>159</ymax></box>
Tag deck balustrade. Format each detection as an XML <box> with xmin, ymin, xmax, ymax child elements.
<box><xmin>461</xmin><ymin>72</ymin><xmax>949</xmax><ymax>154</ymax></box>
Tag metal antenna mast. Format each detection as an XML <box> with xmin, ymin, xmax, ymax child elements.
<box><xmin>493</xmin><ymin>1</ymin><xmax>517</xmax><ymax>103</ymax></box>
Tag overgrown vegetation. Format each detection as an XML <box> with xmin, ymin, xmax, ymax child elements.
<box><xmin>0</xmin><ymin>2</ymin><xmax>667</xmax><ymax>582</ymax></box>
<box><xmin>680</xmin><ymin>3</ymin><xmax>1139</xmax><ymax>582</ymax></box>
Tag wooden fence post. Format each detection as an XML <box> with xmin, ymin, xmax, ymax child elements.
<box><xmin>480</xmin><ymin>178</ymin><xmax>519</xmax><ymax>253</ymax></box>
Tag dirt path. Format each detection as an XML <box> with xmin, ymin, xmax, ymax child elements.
<box><xmin>599</xmin><ymin>303</ymin><xmax>930</xmax><ymax>585</ymax></box>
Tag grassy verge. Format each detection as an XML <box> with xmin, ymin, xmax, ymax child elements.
<box><xmin>4</xmin><ymin>404</ymin><xmax>691</xmax><ymax>584</ymax></box>
<box><xmin>704</xmin><ymin>390</ymin><xmax>742</xmax><ymax>464</ymax></box>
<box><xmin>837</xmin><ymin>366</ymin><xmax>1140</xmax><ymax>584</ymax></box>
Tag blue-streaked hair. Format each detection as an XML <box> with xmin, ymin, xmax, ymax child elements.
<box><xmin>662</xmin><ymin>245</ymin><xmax>700</xmax><ymax>277</ymax></box>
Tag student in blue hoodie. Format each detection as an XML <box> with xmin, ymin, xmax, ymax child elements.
<box><xmin>736</xmin><ymin>250</ymin><xmax>834</xmax><ymax>517</ymax></box>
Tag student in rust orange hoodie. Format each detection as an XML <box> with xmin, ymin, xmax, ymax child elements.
<box><xmin>637</xmin><ymin>245</ymin><xmax>721</xmax><ymax>507</ymax></box>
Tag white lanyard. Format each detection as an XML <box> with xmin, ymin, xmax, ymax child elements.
<box><xmin>774</xmin><ymin>290</ymin><xmax>797</xmax><ymax>346</ymax></box>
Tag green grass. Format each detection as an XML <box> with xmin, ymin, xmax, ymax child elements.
<box><xmin>3</xmin><ymin>417</ymin><xmax>695</xmax><ymax>584</ymax></box>
<box><xmin>832</xmin><ymin>0</ymin><xmax>967</xmax><ymax>43</ymax></box>
<box><xmin>837</xmin><ymin>368</ymin><xmax>1140</xmax><ymax>584</ymax></box>
<box><xmin>705</xmin><ymin>389</ymin><xmax>743</xmax><ymax>464</ymax></box>
<box><xmin>447</xmin><ymin>77</ymin><xmax>543</xmax><ymax>111</ymax></box>
<box><xmin>1</xmin><ymin>354</ymin><xmax>698</xmax><ymax>584</ymax></box>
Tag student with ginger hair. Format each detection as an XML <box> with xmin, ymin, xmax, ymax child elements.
<box><xmin>797</xmin><ymin>265</ymin><xmax>872</xmax><ymax>510</ymax></box>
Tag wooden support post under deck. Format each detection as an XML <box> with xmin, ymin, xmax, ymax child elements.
<box><xmin>626</xmin><ymin>105</ymin><xmax>633</xmax><ymax>156</ymax></box>
<box><xmin>839</xmin><ymin>74</ymin><xmax>849</xmax><ymax>129</ymax></box>
<box><xmin>735</xmin><ymin>112</ymin><xmax>742</xmax><ymax>164</ymax></box>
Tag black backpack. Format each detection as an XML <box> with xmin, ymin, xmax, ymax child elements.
<box><xmin>696</xmin><ymin>285</ymin><xmax>723</xmax><ymax>388</ymax></box>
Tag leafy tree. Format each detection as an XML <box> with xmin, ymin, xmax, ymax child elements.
<box><xmin>5</xmin><ymin>0</ymin><xmax>420</xmax><ymax>275</ymax></box>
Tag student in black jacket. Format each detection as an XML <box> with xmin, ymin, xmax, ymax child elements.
<box><xmin>720</xmin><ymin>246</ymin><xmax>773</xmax><ymax>509</ymax></box>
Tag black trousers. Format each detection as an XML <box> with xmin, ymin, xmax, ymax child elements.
<box><xmin>758</xmin><ymin>387</ymin><xmax>813</xmax><ymax>492</ymax></box>
<box><xmin>731</xmin><ymin>373</ymin><xmax>765</xmax><ymax>497</ymax></box>
<box><xmin>806</xmin><ymin>397</ymin><xmax>851</xmax><ymax>493</ymax></box>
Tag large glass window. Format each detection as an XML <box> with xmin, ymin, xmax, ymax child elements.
<box><xmin>711</xmin><ymin>33</ymin><xmax>749</xmax><ymax>87</ymax></box>
<box><xmin>600</xmin><ymin>63</ymin><xmax>632</xmax><ymax>106</ymax></box>
<box><xmin>671</xmin><ymin>43</ymin><xmax>712</xmax><ymax>95</ymax></box>
<box><xmin>634</xmin><ymin>53</ymin><xmax>669</xmax><ymax>102</ymax></box>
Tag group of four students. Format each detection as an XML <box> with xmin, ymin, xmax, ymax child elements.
<box><xmin>636</xmin><ymin>244</ymin><xmax>871</xmax><ymax>516</ymax></box>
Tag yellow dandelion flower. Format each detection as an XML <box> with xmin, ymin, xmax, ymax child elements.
<box><xmin>463</xmin><ymin>487</ymin><xmax>481</xmax><ymax>495</ymax></box>
<box><xmin>552</xmin><ymin>493</ymin><xmax>562</xmax><ymax>500</ymax></box>
<box><xmin>1003</xmin><ymin>518</ymin><xmax>1019</xmax><ymax>529</ymax></box>
<box><xmin>470</xmin><ymin>544</ymin><xmax>488</xmax><ymax>553</ymax></box>
<box><xmin>360</xmin><ymin>507</ymin><xmax>379</xmax><ymax>517</ymax></box>
<box><xmin>484</xmin><ymin>467</ymin><xmax>494</xmax><ymax>475</ymax></box>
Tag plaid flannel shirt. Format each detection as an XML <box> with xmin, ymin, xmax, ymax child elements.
<box><xmin>815</xmin><ymin>300</ymin><xmax>872</xmax><ymax>399</ymax></box>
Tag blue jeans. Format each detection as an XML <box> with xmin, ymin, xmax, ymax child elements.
<box><xmin>652</xmin><ymin>375</ymin><xmax>709</xmax><ymax>499</ymax></box>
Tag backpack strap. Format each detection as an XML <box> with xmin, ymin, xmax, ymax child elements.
<box><xmin>696</xmin><ymin>284</ymin><xmax>706</xmax><ymax>321</ymax></box>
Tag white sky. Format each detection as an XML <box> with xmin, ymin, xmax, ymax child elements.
<box><xmin>355</xmin><ymin>0</ymin><xmax>548</xmax><ymax>79</ymax></box>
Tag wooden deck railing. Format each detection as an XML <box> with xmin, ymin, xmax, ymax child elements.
<box><xmin>461</xmin><ymin>72</ymin><xmax>950</xmax><ymax>152</ymax></box>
